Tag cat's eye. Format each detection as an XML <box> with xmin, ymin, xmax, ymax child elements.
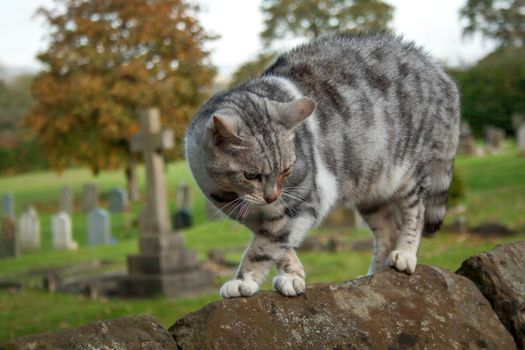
<box><xmin>244</xmin><ymin>172</ymin><xmax>261</xmax><ymax>181</ymax></box>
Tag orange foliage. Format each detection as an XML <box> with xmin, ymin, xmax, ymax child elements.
<box><xmin>25</xmin><ymin>0</ymin><xmax>216</xmax><ymax>173</ymax></box>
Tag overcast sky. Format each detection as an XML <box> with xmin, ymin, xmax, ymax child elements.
<box><xmin>0</xmin><ymin>0</ymin><xmax>496</xmax><ymax>79</ymax></box>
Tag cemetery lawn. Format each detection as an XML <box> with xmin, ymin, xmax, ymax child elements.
<box><xmin>1</xmin><ymin>141</ymin><xmax>525</xmax><ymax>340</ymax></box>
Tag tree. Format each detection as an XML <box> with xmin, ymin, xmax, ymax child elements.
<box><xmin>260</xmin><ymin>0</ymin><xmax>393</xmax><ymax>46</ymax></box>
<box><xmin>460</xmin><ymin>0</ymin><xmax>525</xmax><ymax>48</ymax></box>
<box><xmin>449</xmin><ymin>46</ymin><xmax>525</xmax><ymax>135</ymax></box>
<box><xmin>228</xmin><ymin>53</ymin><xmax>277</xmax><ymax>88</ymax></box>
<box><xmin>25</xmin><ymin>0</ymin><xmax>216</xmax><ymax>181</ymax></box>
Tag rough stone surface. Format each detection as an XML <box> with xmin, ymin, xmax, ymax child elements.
<box><xmin>169</xmin><ymin>265</ymin><xmax>516</xmax><ymax>350</ymax></box>
<box><xmin>457</xmin><ymin>241</ymin><xmax>525</xmax><ymax>349</ymax></box>
<box><xmin>0</xmin><ymin>315</ymin><xmax>177</xmax><ymax>350</ymax></box>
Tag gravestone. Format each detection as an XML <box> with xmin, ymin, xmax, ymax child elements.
<box><xmin>0</xmin><ymin>217</ymin><xmax>18</xmax><ymax>258</ymax></box>
<box><xmin>82</xmin><ymin>183</ymin><xmax>99</xmax><ymax>213</ymax></box>
<box><xmin>108</xmin><ymin>188</ymin><xmax>129</xmax><ymax>212</ymax></box>
<box><xmin>322</xmin><ymin>200</ymin><xmax>366</xmax><ymax>229</ymax></box>
<box><xmin>512</xmin><ymin>113</ymin><xmax>525</xmax><ymax>156</ymax></box>
<box><xmin>87</xmin><ymin>208</ymin><xmax>111</xmax><ymax>245</ymax></box>
<box><xmin>18</xmin><ymin>206</ymin><xmax>41</xmax><ymax>251</ymax></box>
<box><xmin>122</xmin><ymin>108</ymin><xmax>212</xmax><ymax>297</ymax></box>
<box><xmin>518</xmin><ymin>124</ymin><xmax>525</xmax><ymax>156</ymax></box>
<box><xmin>51</xmin><ymin>212</ymin><xmax>78</xmax><ymax>250</ymax></box>
<box><xmin>172</xmin><ymin>182</ymin><xmax>192</xmax><ymax>230</ymax></box>
<box><xmin>2</xmin><ymin>193</ymin><xmax>14</xmax><ymax>218</ymax></box>
<box><xmin>484</xmin><ymin>125</ymin><xmax>506</xmax><ymax>151</ymax></box>
<box><xmin>59</xmin><ymin>186</ymin><xmax>73</xmax><ymax>214</ymax></box>
<box><xmin>458</xmin><ymin>121</ymin><xmax>477</xmax><ymax>155</ymax></box>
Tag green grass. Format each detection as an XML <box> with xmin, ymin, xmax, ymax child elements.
<box><xmin>0</xmin><ymin>141</ymin><xmax>524</xmax><ymax>340</ymax></box>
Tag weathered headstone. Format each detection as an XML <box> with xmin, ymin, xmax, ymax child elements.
<box><xmin>108</xmin><ymin>188</ymin><xmax>129</xmax><ymax>212</ymax></box>
<box><xmin>518</xmin><ymin>124</ymin><xmax>525</xmax><ymax>156</ymax></box>
<box><xmin>2</xmin><ymin>193</ymin><xmax>14</xmax><ymax>218</ymax></box>
<box><xmin>59</xmin><ymin>185</ymin><xmax>73</xmax><ymax>214</ymax></box>
<box><xmin>82</xmin><ymin>183</ymin><xmax>99</xmax><ymax>213</ymax></box>
<box><xmin>51</xmin><ymin>212</ymin><xmax>78</xmax><ymax>250</ymax></box>
<box><xmin>0</xmin><ymin>217</ymin><xmax>18</xmax><ymax>258</ymax></box>
<box><xmin>322</xmin><ymin>200</ymin><xmax>366</xmax><ymax>229</ymax></box>
<box><xmin>18</xmin><ymin>206</ymin><xmax>41</xmax><ymax>251</ymax></box>
<box><xmin>87</xmin><ymin>208</ymin><xmax>111</xmax><ymax>246</ymax></box>
<box><xmin>513</xmin><ymin>113</ymin><xmax>525</xmax><ymax>156</ymax></box>
<box><xmin>172</xmin><ymin>182</ymin><xmax>192</xmax><ymax>230</ymax></box>
<box><xmin>122</xmin><ymin>108</ymin><xmax>212</xmax><ymax>297</ymax></box>
<box><xmin>484</xmin><ymin>125</ymin><xmax>506</xmax><ymax>151</ymax></box>
<box><xmin>458</xmin><ymin>121</ymin><xmax>477</xmax><ymax>155</ymax></box>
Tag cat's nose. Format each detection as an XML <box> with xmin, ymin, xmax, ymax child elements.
<box><xmin>264</xmin><ymin>195</ymin><xmax>278</xmax><ymax>204</ymax></box>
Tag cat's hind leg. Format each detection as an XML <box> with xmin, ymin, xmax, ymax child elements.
<box><xmin>273</xmin><ymin>248</ymin><xmax>306</xmax><ymax>296</ymax></box>
<box><xmin>358</xmin><ymin>202</ymin><xmax>400</xmax><ymax>274</ymax></box>
<box><xmin>385</xmin><ymin>185</ymin><xmax>425</xmax><ymax>274</ymax></box>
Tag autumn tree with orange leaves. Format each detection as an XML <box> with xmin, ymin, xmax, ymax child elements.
<box><xmin>26</xmin><ymin>0</ymin><xmax>216</xmax><ymax>195</ymax></box>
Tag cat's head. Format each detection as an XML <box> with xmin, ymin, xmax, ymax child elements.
<box><xmin>204</xmin><ymin>94</ymin><xmax>315</xmax><ymax>206</ymax></box>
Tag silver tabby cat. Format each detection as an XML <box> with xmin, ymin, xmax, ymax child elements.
<box><xmin>186</xmin><ymin>33</ymin><xmax>460</xmax><ymax>298</ymax></box>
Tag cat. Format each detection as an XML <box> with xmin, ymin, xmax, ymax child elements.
<box><xmin>185</xmin><ymin>32</ymin><xmax>460</xmax><ymax>299</ymax></box>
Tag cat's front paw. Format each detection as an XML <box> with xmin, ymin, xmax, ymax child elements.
<box><xmin>220</xmin><ymin>279</ymin><xmax>259</xmax><ymax>298</ymax></box>
<box><xmin>386</xmin><ymin>250</ymin><xmax>417</xmax><ymax>274</ymax></box>
<box><xmin>273</xmin><ymin>274</ymin><xmax>305</xmax><ymax>296</ymax></box>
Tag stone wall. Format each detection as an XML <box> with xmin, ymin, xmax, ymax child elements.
<box><xmin>2</xmin><ymin>241</ymin><xmax>524</xmax><ymax>350</ymax></box>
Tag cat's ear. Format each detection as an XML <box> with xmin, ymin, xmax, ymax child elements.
<box><xmin>271</xmin><ymin>97</ymin><xmax>316</xmax><ymax>129</ymax></box>
<box><xmin>208</xmin><ymin>115</ymin><xmax>243</xmax><ymax>146</ymax></box>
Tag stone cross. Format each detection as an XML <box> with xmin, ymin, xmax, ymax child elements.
<box><xmin>82</xmin><ymin>183</ymin><xmax>99</xmax><ymax>213</ymax></box>
<box><xmin>51</xmin><ymin>212</ymin><xmax>78</xmax><ymax>250</ymax></box>
<box><xmin>87</xmin><ymin>208</ymin><xmax>111</xmax><ymax>245</ymax></box>
<box><xmin>129</xmin><ymin>108</ymin><xmax>174</xmax><ymax>235</ymax></box>
<box><xmin>18</xmin><ymin>206</ymin><xmax>41</xmax><ymax>251</ymax></box>
<box><xmin>2</xmin><ymin>193</ymin><xmax>15</xmax><ymax>218</ymax></box>
<box><xmin>59</xmin><ymin>186</ymin><xmax>73</xmax><ymax>214</ymax></box>
<box><xmin>122</xmin><ymin>108</ymin><xmax>212</xmax><ymax>297</ymax></box>
<box><xmin>109</xmin><ymin>188</ymin><xmax>129</xmax><ymax>212</ymax></box>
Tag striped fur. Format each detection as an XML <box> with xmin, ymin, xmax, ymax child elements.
<box><xmin>185</xmin><ymin>32</ymin><xmax>460</xmax><ymax>298</ymax></box>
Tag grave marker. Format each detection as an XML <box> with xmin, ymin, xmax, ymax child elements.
<box><xmin>52</xmin><ymin>212</ymin><xmax>78</xmax><ymax>250</ymax></box>
<box><xmin>109</xmin><ymin>188</ymin><xmax>129</xmax><ymax>212</ymax></box>
<box><xmin>172</xmin><ymin>182</ymin><xmax>193</xmax><ymax>230</ymax></box>
<box><xmin>518</xmin><ymin>124</ymin><xmax>525</xmax><ymax>156</ymax></box>
<box><xmin>458</xmin><ymin>121</ymin><xmax>477</xmax><ymax>156</ymax></box>
<box><xmin>122</xmin><ymin>108</ymin><xmax>212</xmax><ymax>297</ymax></box>
<box><xmin>82</xmin><ymin>183</ymin><xmax>99</xmax><ymax>213</ymax></box>
<box><xmin>2</xmin><ymin>193</ymin><xmax>14</xmax><ymax>218</ymax></box>
<box><xmin>59</xmin><ymin>186</ymin><xmax>73</xmax><ymax>214</ymax></box>
<box><xmin>87</xmin><ymin>208</ymin><xmax>112</xmax><ymax>245</ymax></box>
<box><xmin>18</xmin><ymin>206</ymin><xmax>41</xmax><ymax>251</ymax></box>
<box><xmin>484</xmin><ymin>125</ymin><xmax>506</xmax><ymax>151</ymax></box>
<box><xmin>0</xmin><ymin>217</ymin><xmax>18</xmax><ymax>258</ymax></box>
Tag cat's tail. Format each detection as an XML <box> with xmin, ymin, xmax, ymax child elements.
<box><xmin>423</xmin><ymin>160</ymin><xmax>454</xmax><ymax>237</ymax></box>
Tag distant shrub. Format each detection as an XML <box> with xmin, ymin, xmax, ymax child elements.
<box><xmin>449</xmin><ymin>47</ymin><xmax>525</xmax><ymax>137</ymax></box>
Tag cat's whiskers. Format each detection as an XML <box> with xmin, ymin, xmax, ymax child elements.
<box><xmin>202</xmin><ymin>197</ymin><xmax>243</xmax><ymax>226</ymax></box>
<box><xmin>279</xmin><ymin>196</ymin><xmax>296</xmax><ymax>215</ymax></box>
<box><xmin>282</xmin><ymin>191</ymin><xmax>315</xmax><ymax>208</ymax></box>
